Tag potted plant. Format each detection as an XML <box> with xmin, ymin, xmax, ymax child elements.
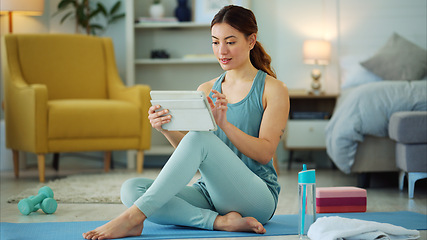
<box><xmin>149</xmin><ymin>0</ymin><xmax>165</xmax><ymax>19</ymax></box>
<box><xmin>55</xmin><ymin>0</ymin><xmax>125</xmax><ymax>35</ymax></box>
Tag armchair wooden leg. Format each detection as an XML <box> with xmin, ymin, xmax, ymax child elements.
<box><xmin>12</xmin><ymin>150</ymin><xmax>19</xmax><ymax>178</ymax></box>
<box><xmin>273</xmin><ymin>152</ymin><xmax>280</xmax><ymax>176</ymax></box>
<box><xmin>104</xmin><ymin>151</ymin><xmax>112</xmax><ymax>172</ymax></box>
<box><xmin>37</xmin><ymin>154</ymin><xmax>46</xmax><ymax>183</ymax></box>
<box><xmin>137</xmin><ymin>150</ymin><xmax>144</xmax><ymax>173</ymax></box>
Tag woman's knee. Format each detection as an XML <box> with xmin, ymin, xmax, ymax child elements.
<box><xmin>246</xmin><ymin>198</ymin><xmax>276</xmax><ymax>225</ymax></box>
<box><xmin>253</xmin><ymin>199</ymin><xmax>276</xmax><ymax>225</ymax></box>
<box><xmin>120</xmin><ymin>177</ymin><xmax>153</xmax><ymax>207</ymax></box>
<box><xmin>257</xmin><ymin>210</ymin><xmax>274</xmax><ymax>225</ymax></box>
<box><xmin>180</xmin><ymin>131</ymin><xmax>224</xmax><ymax>152</ymax></box>
<box><xmin>181</xmin><ymin>131</ymin><xmax>213</xmax><ymax>144</ymax></box>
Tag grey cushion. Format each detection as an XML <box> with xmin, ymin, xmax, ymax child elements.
<box><xmin>396</xmin><ymin>143</ymin><xmax>427</xmax><ymax>172</ymax></box>
<box><xmin>389</xmin><ymin>111</ymin><xmax>427</xmax><ymax>144</ymax></box>
<box><xmin>361</xmin><ymin>33</ymin><xmax>427</xmax><ymax>80</ymax></box>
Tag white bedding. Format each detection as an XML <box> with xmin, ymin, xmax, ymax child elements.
<box><xmin>325</xmin><ymin>80</ymin><xmax>427</xmax><ymax>173</ymax></box>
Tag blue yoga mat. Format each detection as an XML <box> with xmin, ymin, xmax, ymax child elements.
<box><xmin>1</xmin><ymin>211</ymin><xmax>425</xmax><ymax>240</ymax></box>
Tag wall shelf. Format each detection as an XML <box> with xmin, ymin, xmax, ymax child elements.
<box><xmin>125</xmin><ymin>1</ymin><xmax>223</xmax><ymax>161</ymax></box>
<box><xmin>135</xmin><ymin>22</ymin><xmax>210</xmax><ymax>29</ymax></box>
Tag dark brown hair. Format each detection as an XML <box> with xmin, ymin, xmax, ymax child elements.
<box><xmin>211</xmin><ymin>5</ymin><xmax>276</xmax><ymax>78</ymax></box>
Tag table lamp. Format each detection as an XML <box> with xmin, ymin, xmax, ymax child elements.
<box><xmin>0</xmin><ymin>0</ymin><xmax>44</xmax><ymax>33</ymax></box>
<box><xmin>303</xmin><ymin>40</ymin><xmax>331</xmax><ymax>95</ymax></box>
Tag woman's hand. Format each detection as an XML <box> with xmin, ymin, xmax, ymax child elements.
<box><xmin>208</xmin><ymin>89</ymin><xmax>229</xmax><ymax>128</ymax></box>
<box><xmin>148</xmin><ymin>105</ymin><xmax>171</xmax><ymax>132</ymax></box>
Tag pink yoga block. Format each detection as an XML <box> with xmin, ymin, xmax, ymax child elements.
<box><xmin>316</xmin><ymin>187</ymin><xmax>367</xmax><ymax>213</ymax></box>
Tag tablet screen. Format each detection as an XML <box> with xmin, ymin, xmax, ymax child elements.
<box><xmin>150</xmin><ymin>91</ymin><xmax>217</xmax><ymax>131</ymax></box>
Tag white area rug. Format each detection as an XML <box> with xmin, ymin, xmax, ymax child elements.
<box><xmin>8</xmin><ymin>172</ymin><xmax>148</xmax><ymax>204</ymax></box>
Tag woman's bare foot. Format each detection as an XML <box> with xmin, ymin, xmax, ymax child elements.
<box><xmin>213</xmin><ymin>211</ymin><xmax>266</xmax><ymax>234</ymax></box>
<box><xmin>82</xmin><ymin>205</ymin><xmax>146</xmax><ymax>240</ymax></box>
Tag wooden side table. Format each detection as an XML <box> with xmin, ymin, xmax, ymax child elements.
<box><xmin>284</xmin><ymin>90</ymin><xmax>338</xmax><ymax>169</ymax></box>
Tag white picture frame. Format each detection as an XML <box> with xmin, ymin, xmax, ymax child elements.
<box><xmin>193</xmin><ymin>0</ymin><xmax>251</xmax><ymax>24</ymax></box>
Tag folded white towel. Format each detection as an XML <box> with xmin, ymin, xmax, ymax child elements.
<box><xmin>307</xmin><ymin>216</ymin><xmax>420</xmax><ymax>240</ymax></box>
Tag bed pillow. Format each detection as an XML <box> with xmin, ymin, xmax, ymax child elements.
<box><xmin>340</xmin><ymin>55</ymin><xmax>382</xmax><ymax>89</ymax></box>
<box><xmin>360</xmin><ymin>33</ymin><xmax>427</xmax><ymax>80</ymax></box>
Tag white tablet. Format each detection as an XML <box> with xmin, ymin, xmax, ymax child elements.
<box><xmin>150</xmin><ymin>91</ymin><xmax>218</xmax><ymax>131</ymax></box>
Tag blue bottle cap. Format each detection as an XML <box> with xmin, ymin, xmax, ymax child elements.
<box><xmin>298</xmin><ymin>164</ymin><xmax>316</xmax><ymax>184</ymax></box>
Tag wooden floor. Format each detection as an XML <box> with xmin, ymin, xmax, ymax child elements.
<box><xmin>1</xmin><ymin>158</ymin><xmax>426</xmax><ymax>240</ymax></box>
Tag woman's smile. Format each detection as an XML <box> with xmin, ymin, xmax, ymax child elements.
<box><xmin>220</xmin><ymin>58</ymin><xmax>232</xmax><ymax>64</ymax></box>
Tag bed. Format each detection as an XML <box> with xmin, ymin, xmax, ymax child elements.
<box><xmin>325</xmin><ymin>0</ymin><xmax>427</xmax><ymax>186</ymax></box>
<box><xmin>326</xmin><ymin>80</ymin><xmax>427</xmax><ymax>182</ymax></box>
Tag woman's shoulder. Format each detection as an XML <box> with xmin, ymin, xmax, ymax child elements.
<box><xmin>264</xmin><ymin>75</ymin><xmax>288</xmax><ymax>96</ymax></box>
<box><xmin>261</xmin><ymin>74</ymin><xmax>288</xmax><ymax>108</ymax></box>
<box><xmin>197</xmin><ymin>77</ymin><xmax>220</xmax><ymax>94</ymax></box>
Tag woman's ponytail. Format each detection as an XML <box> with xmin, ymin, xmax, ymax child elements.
<box><xmin>251</xmin><ymin>41</ymin><xmax>276</xmax><ymax>78</ymax></box>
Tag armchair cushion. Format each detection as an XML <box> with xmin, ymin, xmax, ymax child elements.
<box><xmin>48</xmin><ymin>100</ymin><xmax>140</xmax><ymax>139</ymax></box>
<box><xmin>389</xmin><ymin>111</ymin><xmax>427</xmax><ymax>144</ymax></box>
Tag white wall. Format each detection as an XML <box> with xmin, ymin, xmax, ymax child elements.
<box><xmin>267</xmin><ymin>0</ymin><xmax>339</xmax><ymax>93</ymax></box>
<box><xmin>2</xmin><ymin>0</ymin><xmax>426</xmax><ymax>99</ymax></box>
<box><xmin>336</xmin><ymin>0</ymin><xmax>427</xmax><ymax>88</ymax></box>
<box><xmin>338</xmin><ymin>0</ymin><xmax>426</xmax><ymax>56</ymax></box>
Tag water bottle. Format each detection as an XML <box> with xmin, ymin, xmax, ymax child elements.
<box><xmin>298</xmin><ymin>164</ymin><xmax>316</xmax><ymax>239</ymax></box>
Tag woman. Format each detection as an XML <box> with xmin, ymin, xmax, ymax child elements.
<box><xmin>83</xmin><ymin>5</ymin><xmax>289</xmax><ymax>240</ymax></box>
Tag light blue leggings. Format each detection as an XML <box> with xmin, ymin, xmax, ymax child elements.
<box><xmin>121</xmin><ymin>131</ymin><xmax>276</xmax><ymax>230</ymax></box>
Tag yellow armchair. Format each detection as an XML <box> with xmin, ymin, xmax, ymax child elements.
<box><xmin>3</xmin><ymin>34</ymin><xmax>151</xmax><ymax>182</ymax></box>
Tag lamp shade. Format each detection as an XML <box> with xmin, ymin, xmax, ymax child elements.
<box><xmin>0</xmin><ymin>0</ymin><xmax>44</xmax><ymax>15</ymax></box>
<box><xmin>303</xmin><ymin>40</ymin><xmax>331</xmax><ymax>65</ymax></box>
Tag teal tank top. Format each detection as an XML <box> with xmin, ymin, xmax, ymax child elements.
<box><xmin>209</xmin><ymin>70</ymin><xmax>280</xmax><ymax>205</ymax></box>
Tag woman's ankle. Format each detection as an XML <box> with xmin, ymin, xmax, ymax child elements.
<box><xmin>127</xmin><ymin>205</ymin><xmax>147</xmax><ymax>224</ymax></box>
<box><xmin>213</xmin><ymin>215</ymin><xmax>228</xmax><ymax>231</ymax></box>
<box><xmin>212</xmin><ymin>212</ymin><xmax>266</xmax><ymax>234</ymax></box>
